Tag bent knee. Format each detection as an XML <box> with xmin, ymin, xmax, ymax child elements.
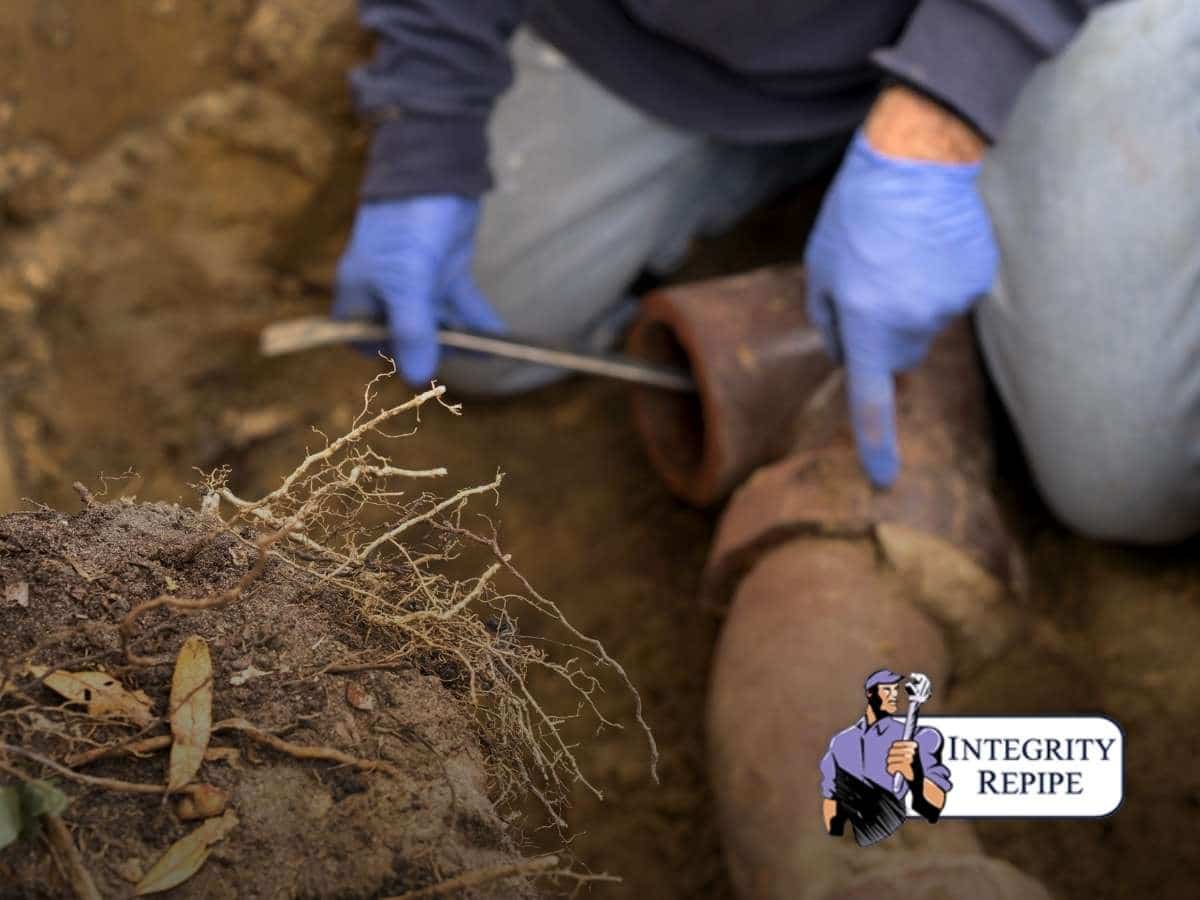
<box><xmin>1021</xmin><ymin>418</ymin><xmax>1200</xmax><ymax>545</ymax></box>
<box><xmin>979</xmin><ymin>287</ymin><xmax>1200</xmax><ymax>545</ymax></box>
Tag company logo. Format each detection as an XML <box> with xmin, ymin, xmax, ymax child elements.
<box><xmin>820</xmin><ymin>669</ymin><xmax>1123</xmax><ymax>847</ymax></box>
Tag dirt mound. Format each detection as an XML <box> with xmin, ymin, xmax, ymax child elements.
<box><xmin>1</xmin><ymin>497</ymin><xmax>529</xmax><ymax>898</ymax></box>
<box><xmin>0</xmin><ymin>384</ymin><xmax>645</xmax><ymax>898</ymax></box>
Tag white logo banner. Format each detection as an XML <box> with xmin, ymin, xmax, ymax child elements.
<box><xmin>911</xmin><ymin>716</ymin><xmax>1123</xmax><ymax>818</ymax></box>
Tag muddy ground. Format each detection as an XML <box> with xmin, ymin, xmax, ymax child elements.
<box><xmin>2</xmin><ymin>2</ymin><xmax>1199</xmax><ymax>898</ymax></box>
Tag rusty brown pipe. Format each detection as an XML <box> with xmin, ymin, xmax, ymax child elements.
<box><xmin>708</xmin><ymin>537</ymin><xmax>967</xmax><ymax>899</ymax></box>
<box><xmin>706</xmin><ymin>533</ymin><xmax>1037</xmax><ymax>900</ymax></box>
<box><xmin>700</xmin><ymin>322</ymin><xmax>1047</xmax><ymax>899</ymax></box>
<box><xmin>626</xmin><ymin>265</ymin><xmax>835</xmax><ymax>506</ymax></box>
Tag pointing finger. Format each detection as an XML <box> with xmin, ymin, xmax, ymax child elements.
<box><xmin>846</xmin><ymin>357</ymin><xmax>899</xmax><ymax>489</ymax></box>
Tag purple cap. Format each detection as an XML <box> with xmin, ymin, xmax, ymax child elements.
<box><xmin>864</xmin><ymin>669</ymin><xmax>905</xmax><ymax>691</ymax></box>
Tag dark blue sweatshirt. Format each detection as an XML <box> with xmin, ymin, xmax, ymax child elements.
<box><xmin>353</xmin><ymin>1</ymin><xmax>1108</xmax><ymax>200</ymax></box>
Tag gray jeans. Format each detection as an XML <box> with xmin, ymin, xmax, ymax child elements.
<box><xmin>445</xmin><ymin>0</ymin><xmax>1200</xmax><ymax>545</ymax></box>
<box><xmin>977</xmin><ymin>0</ymin><xmax>1200</xmax><ymax>543</ymax></box>
<box><xmin>439</xmin><ymin>32</ymin><xmax>845</xmax><ymax>395</ymax></box>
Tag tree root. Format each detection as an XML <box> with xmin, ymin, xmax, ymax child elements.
<box><xmin>65</xmin><ymin>735</ymin><xmax>244</xmax><ymax>769</ymax></box>
<box><xmin>195</xmin><ymin>375</ymin><xmax>657</xmax><ymax>828</ymax></box>
<box><xmin>62</xmin><ymin>717</ymin><xmax>410</xmax><ymax>782</ymax></box>
<box><xmin>2</xmin><ymin>743</ymin><xmax>170</xmax><ymax>794</ymax></box>
<box><xmin>444</xmin><ymin>523</ymin><xmax>660</xmax><ymax>783</ymax></box>
<box><xmin>44</xmin><ymin>815</ymin><xmax>102</xmax><ymax>900</ymax></box>
<box><xmin>217</xmin><ymin>718</ymin><xmax>407</xmax><ymax>780</ymax></box>
<box><xmin>64</xmin><ymin>734</ymin><xmax>173</xmax><ymax>767</ymax></box>
<box><xmin>0</xmin><ymin>373</ymin><xmax>655</xmax><ymax>893</ymax></box>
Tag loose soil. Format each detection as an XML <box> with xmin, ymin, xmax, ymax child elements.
<box><xmin>0</xmin><ymin>498</ymin><xmax>535</xmax><ymax>899</ymax></box>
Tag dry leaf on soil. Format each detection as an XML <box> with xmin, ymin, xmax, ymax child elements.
<box><xmin>168</xmin><ymin>636</ymin><xmax>213</xmax><ymax>792</ymax></box>
<box><xmin>43</xmin><ymin>670</ymin><xmax>155</xmax><ymax>726</ymax></box>
<box><xmin>134</xmin><ymin>809</ymin><xmax>239</xmax><ymax>895</ymax></box>
<box><xmin>228</xmin><ymin>665</ymin><xmax>270</xmax><ymax>686</ymax></box>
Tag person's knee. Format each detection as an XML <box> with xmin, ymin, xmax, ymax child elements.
<box><xmin>980</xmin><ymin>277</ymin><xmax>1200</xmax><ymax>546</ymax></box>
<box><xmin>1039</xmin><ymin>456</ymin><xmax>1200</xmax><ymax>546</ymax></box>
<box><xmin>1013</xmin><ymin>391</ymin><xmax>1200</xmax><ymax>545</ymax></box>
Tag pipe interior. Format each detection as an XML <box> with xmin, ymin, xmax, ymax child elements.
<box><xmin>631</xmin><ymin>320</ymin><xmax>707</xmax><ymax>482</ymax></box>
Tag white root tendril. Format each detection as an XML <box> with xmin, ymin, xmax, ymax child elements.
<box><xmin>195</xmin><ymin>373</ymin><xmax>658</xmax><ymax>828</ymax></box>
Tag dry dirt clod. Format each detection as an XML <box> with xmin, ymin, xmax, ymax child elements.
<box><xmin>42</xmin><ymin>669</ymin><xmax>156</xmax><ymax>727</ymax></box>
<box><xmin>114</xmin><ymin>856</ymin><xmax>145</xmax><ymax>884</ymax></box>
<box><xmin>4</xmin><ymin>581</ymin><xmax>29</xmax><ymax>608</ymax></box>
<box><xmin>345</xmin><ymin>680</ymin><xmax>375</xmax><ymax>711</ymax></box>
<box><xmin>176</xmin><ymin>784</ymin><xmax>229</xmax><ymax>821</ymax></box>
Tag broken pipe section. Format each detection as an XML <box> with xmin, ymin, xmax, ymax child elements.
<box><xmin>626</xmin><ymin>265</ymin><xmax>836</xmax><ymax>506</ymax></box>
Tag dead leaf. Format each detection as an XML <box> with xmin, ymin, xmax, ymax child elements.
<box><xmin>228</xmin><ymin>665</ymin><xmax>269</xmax><ymax>686</ymax></box>
<box><xmin>134</xmin><ymin>809</ymin><xmax>238</xmax><ymax>895</ymax></box>
<box><xmin>168</xmin><ymin>636</ymin><xmax>213</xmax><ymax>792</ymax></box>
<box><xmin>4</xmin><ymin>581</ymin><xmax>28</xmax><ymax>608</ymax></box>
<box><xmin>43</xmin><ymin>670</ymin><xmax>155</xmax><ymax>726</ymax></box>
<box><xmin>176</xmin><ymin>784</ymin><xmax>229</xmax><ymax>821</ymax></box>
<box><xmin>344</xmin><ymin>681</ymin><xmax>375</xmax><ymax>711</ymax></box>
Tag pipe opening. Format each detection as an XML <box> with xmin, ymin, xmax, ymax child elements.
<box><xmin>630</xmin><ymin>320</ymin><xmax>707</xmax><ymax>487</ymax></box>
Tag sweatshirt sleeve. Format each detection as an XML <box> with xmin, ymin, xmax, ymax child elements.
<box><xmin>351</xmin><ymin>1</ymin><xmax>530</xmax><ymax>201</ymax></box>
<box><xmin>872</xmin><ymin>0</ymin><xmax>1108</xmax><ymax>141</ymax></box>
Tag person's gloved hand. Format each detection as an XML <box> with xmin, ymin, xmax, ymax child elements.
<box><xmin>333</xmin><ymin>195</ymin><xmax>505</xmax><ymax>384</ymax></box>
<box><xmin>804</xmin><ymin>130</ymin><xmax>998</xmax><ymax>487</ymax></box>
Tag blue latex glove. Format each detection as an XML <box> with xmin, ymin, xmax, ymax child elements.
<box><xmin>333</xmin><ymin>195</ymin><xmax>506</xmax><ymax>384</ymax></box>
<box><xmin>804</xmin><ymin>130</ymin><xmax>998</xmax><ymax>487</ymax></box>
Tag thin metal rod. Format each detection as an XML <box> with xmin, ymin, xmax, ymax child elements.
<box><xmin>259</xmin><ymin>317</ymin><xmax>696</xmax><ymax>392</ymax></box>
<box><xmin>435</xmin><ymin>329</ymin><xmax>695</xmax><ymax>392</ymax></box>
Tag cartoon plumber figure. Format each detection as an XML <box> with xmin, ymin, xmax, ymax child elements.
<box><xmin>820</xmin><ymin>668</ymin><xmax>951</xmax><ymax>846</ymax></box>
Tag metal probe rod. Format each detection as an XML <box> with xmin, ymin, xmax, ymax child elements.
<box><xmin>259</xmin><ymin>316</ymin><xmax>696</xmax><ymax>393</ymax></box>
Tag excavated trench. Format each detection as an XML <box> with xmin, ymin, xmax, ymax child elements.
<box><xmin>2</xmin><ymin>3</ymin><xmax>1199</xmax><ymax>898</ymax></box>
